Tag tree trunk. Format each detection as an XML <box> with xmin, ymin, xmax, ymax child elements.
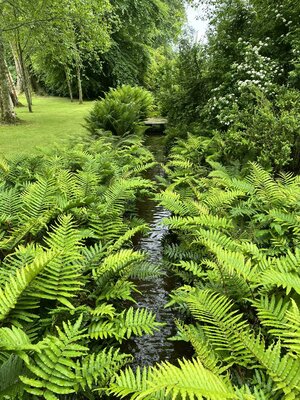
<box><xmin>18</xmin><ymin>45</ymin><xmax>32</xmax><ymax>112</ymax></box>
<box><xmin>11</xmin><ymin>45</ymin><xmax>23</xmax><ymax>93</ymax></box>
<box><xmin>5</xmin><ymin>60</ymin><xmax>19</xmax><ymax>106</ymax></box>
<box><xmin>76</xmin><ymin>63</ymin><xmax>83</xmax><ymax>104</ymax></box>
<box><xmin>65</xmin><ymin>67</ymin><xmax>73</xmax><ymax>102</ymax></box>
<box><xmin>14</xmin><ymin>32</ymin><xmax>32</xmax><ymax>112</ymax></box>
<box><xmin>0</xmin><ymin>30</ymin><xmax>16</xmax><ymax>124</ymax></box>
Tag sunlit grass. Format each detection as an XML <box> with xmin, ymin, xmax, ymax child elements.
<box><xmin>0</xmin><ymin>96</ymin><xmax>94</xmax><ymax>157</ymax></box>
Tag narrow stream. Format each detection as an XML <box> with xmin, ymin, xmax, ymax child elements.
<box><xmin>124</xmin><ymin>134</ymin><xmax>193</xmax><ymax>367</ymax></box>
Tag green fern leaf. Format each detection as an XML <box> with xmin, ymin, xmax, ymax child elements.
<box><xmin>20</xmin><ymin>315</ymin><xmax>88</xmax><ymax>399</ymax></box>
<box><xmin>89</xmin><ymin>307</ymin><xmax>163</xmax><ymax>342</ymax></box>
<box><xmin>0</xmin><ymin>251</ymin><xmax>54</xmax><ymax>321</ymax></box>
<box><xmin>77</xmin><ymin>348</ymin><xmax>132</xmax><ymax>390</ymax></box>
<box><xmin>30</xmin><ymin>215</ymin><xmax>84</xmax><ymax>308</ymax></box>
<box><xmin>0</xmin><ymin>355</ymin><xmax>24</xmax><ymax>399</ymax></box>
<box><xmin>111</xmin><ymin>358</ymin><xmax>237</xmax><ymax>400</ymax></box>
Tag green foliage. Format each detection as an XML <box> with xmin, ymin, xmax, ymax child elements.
<box><xmin>20</xmin><ymin>315</ymin><xmax>88</xmax><ymax>398</ymax></box>
<box><xmin>89</xmin><ymin>307</ymin><xmax>163</xmax><ymax>342</ymax></box>
<box><xmin>0</xmin><ymin>133</ymin><xmax>161</xmax><ymax>399</ymax></box>
<box><xmin>119</xmin><ymin>152</ymin><xmax>300</xmax><ymax>399</ymax></box>
<box><xmin>157</xmin><ymin>0</ymin><xmax>300</xmax><ymax>172</ymax></box>
<box><xmin>26</xmin><ymin>0</ymin><xmax>186</xmax><ymax>98</ymax></box>
<box><xmin>86</xmin><ymin>85</ymin><xmax>154</xmax><ymax>137</ymax></box>
<box><xmin>110</xmin><ymin>358</ymin><xmax>236</xmax><ymax>400</ymax></box>
<box><xmin>158</xmin><ymin>39</ymin><xmax>210</xmax><ymax>126</ymax></box>
<box><xmin>211</xmin><ymin>87</ymin><xmax>300</xmax><ymax>171</ymax></box>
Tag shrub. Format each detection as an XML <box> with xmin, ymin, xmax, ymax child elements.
<box><xmin>86</xmin><ymin>85</ymin><xmax>154</xmax><ymax>137</ymax></box>
<box><xmin>210</xmin><ymin>87</ymin><xmax>300</xmax><ymax>172</ymax></box>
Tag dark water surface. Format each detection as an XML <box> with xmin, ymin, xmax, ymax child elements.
<box><xmin>123</xmin><ymin>134</ymin><xmax>193</xmax><ymax>367</ymax></box>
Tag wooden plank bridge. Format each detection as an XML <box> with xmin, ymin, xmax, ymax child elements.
<box><xmin>144</xmin><ymin>117</ymin><xmax>168</xmax><ymax>133</ymax></box>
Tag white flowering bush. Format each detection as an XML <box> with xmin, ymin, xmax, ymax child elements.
<box><xmin>233</xmin><ymin>39</ymin><xmax>281</xmax><ymax>93</ymax></box>
<box><xmin>203</xmin><ymin>39</ymin><xmax>282</xmax><ymax>128</ymax></box>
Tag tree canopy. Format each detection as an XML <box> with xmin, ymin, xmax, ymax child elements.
<box><xmin>0</xmin><ymin>0</ymin><xmax>186</xmax><ymax>122</ymax></box>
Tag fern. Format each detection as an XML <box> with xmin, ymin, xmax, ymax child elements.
<box><xmin>109</xmin><ymin>366</ymin><xmax>156</xmax><ymax>399</ymax></box>
<box><xmin>254</xmin><ymin>298</ymin><xmax>300</xmax><ymax>356</ymax></box>
<box><xmin>96</xmin><ymin>279</ymin><xmax>138</xmax><ymax>302</ymax></box>
<box><xmin>103</xmin><ymin>177</ymin><xmax>152</xmax><ymax>214</ymax></box>
<box><xmin>110</xmin><ymin>358</ymin><xmax>237</xmax><ymax>400</ymax></box>
<box><xmin>20</xmin><ymin>315</ymin><xmax>88</xmax><ymax>399</ymax></box>
<box><xmin>76</xmin><ymin>348</ymin><xmax>132</xmax><ymax>391</ymax></box>
<box><xmin>0</xmin><ymin>251</ymin><xmax>54</xmax><ymax>321</ymax></box>
<box><xmin>0</xmin><ymin>326</ymin><xmax>41</xmax><ymax>353</ymax></box>
<box><xmin>30</xmin><ymin>215</ymin><xmax>84</xmax><ymax>308</ymax></box>
<box><xmin>94</xmin><ymin>249</ymin><xmax>145</xmax><ymax>285</ymax></box>
<box><xmin>176</xmin><ymin>289</ymin><xmax>254</xmax><ymax>367</ymax></box>
<box><xmin>89</xmin><ymin>307</ymin><xmax>163</xmax><ymax>342</ymax></box>
<box><xmin>0</xmin><ymin>355</ymin><xmax>24</xmax><ymax>399</ymax></box>
<box><xmin>242</xmin><ymin>332</ymin><xmax>300</xmax><ymax>399</ymax></box>
<box><xmin>251</xmin><ymin>295</ymin><xmax>291</xmax><ymax>337</ymax></box>
<box><xmin>175</xmin><ymin>321</ymin><xmax>225</xmax><ymax>375</ymax></box>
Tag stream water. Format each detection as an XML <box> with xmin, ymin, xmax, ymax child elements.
<box><xmin>123</xmin><ymin>134</ymin><xmax>193</xmax><ymax>367</ymax></box>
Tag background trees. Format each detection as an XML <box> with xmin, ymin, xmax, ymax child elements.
<box><xmin>158</xmin><ymin>0</ymin><xmax>300</xmax><ymax>172</ymax></box>
<box><xmin>0</xmin><ymin>0</ymin><xmax>186</xmax><ymax>123</ymax></box>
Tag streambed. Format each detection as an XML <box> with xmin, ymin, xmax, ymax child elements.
<box><xmin>123</xmin><ymin>134</ymin><xmax>192</xmax><ymax>367</ymax></box>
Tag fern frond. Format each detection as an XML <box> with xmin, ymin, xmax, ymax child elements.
<box><xmin>77</xmin><ymin>348</ymin><xmax>132</xmax><ymax>390</ymax></box>
<box><xmin>0</xmin><ymin>326</ymin><xmax>41</xmax><ymax>352</ymax></box>
<box><xmin>0</xmin><ymin>251</ymin><xmax>54</xmax><ymax>321</ymax></box>
<box><xmin>20</xmin><ymin>315</ymin><xmax>88</xmax><ymax>399</ymax></box>
<box><xmin>81</xmin><ymin>242</ymin><xmax>105</xmax><ymax>271</ymax></box>
<box><xmin>275</xmin><ymin>300</ymin><xmax>300</xmax><ymax>356</ymax></box>
<box><xmin>176</xmin><ymin>321</ymin><xmax>224</xmax><ymax>375</ymax></box>
<box><xmin>203</xmin><ymin>189</ymin><xmax>245</xmax><ymax>209</ymax></box>
<box><xmin>175</xmin><ymin>288</ymin><xmax>253</xmax><ymax>367</ymax></box>
<box><xmin>111</xmin><ymin>358</ymin><xmax>237</xmax><ymax>400</ymax></box>
<box><xmin>260</xmin><ymin>269</ymin><xmax>300</xmax><ymax>295</ymax></box>
<box><xmin>194</xmin><ymin>227</ymin><xmax>235</xmax><ymax>250</ymax></box>
<box><xmin>108</xmin><ymin>224</ymin><xmax>148</xmax><ymax>252</ymax></box>
<box><xmin>90</xmin><ymin>303</ymin><xmax>116</xmax><ymax>319</ymax></box>
<box><xmin>103</xmin><ymin>178</ymin><xmax>152</xmax><ymax>214</ymax></box>
<box><xmin>0</xmin><ymin>355</ymin><xmax>24</xmax><ymax>399</ymax></box>
<box><xmin>89</xmin><ymin>307</ymin><xmax>162</xmax><ymax>342</ymax></box>
<box><xmin>96</xmin><ymin>280</ymin><xmax>137</xmax><ymax>304</ymax></box>
<box><xmin>164</xmin><ymin>243</ymin><xmax>201</xmax><ymax>262</ymax></box>
<box><xmin>109</xmin><ymin>366</ymin><xmax>154</xmax><ymax>399</ymax></box>
<box><xmin>242</xmin><ymin>332</ymin><xmax>300</xmax><ymax>399</ymax></box>
<box><xmin>175</xmin><ymin>260</ymin><xmax>204</xmax><ymax>278</ymax></box>
<box><xmin>95</xmin><ymin>249</ymin><xmax>145</xmax><ymax>284</ymax></box>
<box><xmin>164</xmin><ymin>215</ymin><xmax>232</xmax><ymax>231</ymax></box>
<box><xmin>22</xmin><ymin>175</ymin><xmax>57</xmax><ymax>220</ymax></box>
<box><xmin>156</xmin><ymin>190</ymin><xmax>189</xmax><ymax>216</ymax></box>
<box><xmin>0</xmin><ymin>188</ymin><xmax>22</xmax><ymax>225</ymax></box>
<box><xmin>89</xmin><ymin>213</ymin><xmax>125</xmax><ymax>242</ymax></box>
<box><xmin>30</xmin><ymin>215</ymin><xmax>84</xmax><ymax>308</ymax></box>
<box><xmin>251</xmin><ymin>295</ymin><xmax>290</xmax><ymax>337</ymax></box>
<box><xmin>247</xmin><ymin>163</ymin><xmax>286</xmax><ymax>205</ymax></box>
<box><xmin>129</xmin><ymin>262</ymin><xmax>163</xmax><ymax>280</ymax></box>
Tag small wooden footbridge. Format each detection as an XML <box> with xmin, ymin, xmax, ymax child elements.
<box><xmin>144</xmin><ymin>117</ymin><xmax>167</xmax><ymax>133</ymax></box>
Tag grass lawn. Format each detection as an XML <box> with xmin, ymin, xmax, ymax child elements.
<box><xmin>0</xmin><ymin>96</ymin><xmax>94</xmax><ymax>157</ymax></box>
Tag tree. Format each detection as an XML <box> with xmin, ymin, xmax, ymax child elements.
<box><xmin>31</xmin><ymin>0</ymin><xmax>187</xmax><ymax>98</ymax></box>
<box><xmin>0</xmin><ymin>5</ymin><xmax>16</xmax><ymax>123</ymax></box>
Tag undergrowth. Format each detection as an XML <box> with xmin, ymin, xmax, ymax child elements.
<box><xmin>110</xmin><ymin>134</ymin><xmax>300</xmax><ymax>399</ymax></box>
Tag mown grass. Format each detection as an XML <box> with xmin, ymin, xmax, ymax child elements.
<box><xmin>0</xmin><ymin>96</ymin><xmax>94</xmax><ymax>157</ymax></box>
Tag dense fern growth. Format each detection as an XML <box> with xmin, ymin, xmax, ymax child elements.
<box><xmin>110</xmin><ymin>135</ymin><xmax>300</xmax><ymax>399</ymax></box>
<box><xmin>0</xmin><ymin>133</ymin><xmax>164</xmax><ymax>399</ymax></box>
